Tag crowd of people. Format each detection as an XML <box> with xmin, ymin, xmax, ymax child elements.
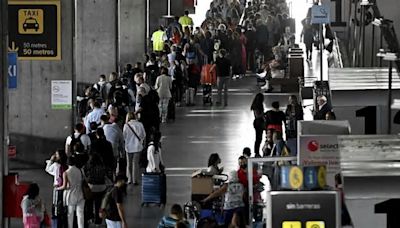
<box><xmin>18</xmin><ymin>0</ymin><xmax>340</xmax><ymax>227</ymax></box>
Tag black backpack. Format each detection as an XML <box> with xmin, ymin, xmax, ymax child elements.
<box><xmin>70</xmin><ymin>133</ymin><xmax>84</xmax><ymax>154</ymax></box>
<box><xmin>95</xmin><ymin>83</ymin><xmax>108</xmax><ymax>103</ymax></box>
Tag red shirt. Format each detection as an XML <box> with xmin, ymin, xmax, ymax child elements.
<box><xmin>237</xmin><ymin>168</ymin><xmax>260</xmax><ymax>188</ymax></box>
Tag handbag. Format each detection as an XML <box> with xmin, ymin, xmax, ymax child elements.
<box><xmin>127</xmin><ymin>124</ymin><xmax>148</xmax><ymax>168</ymax></box>
<box><xmin>80</xmin><ymin>169</ymin><xmax>93</xmax><ymax>200</ymax></box>
<box><xmin>42</xmin><ymin>211</ymin><xmax>51</xmax><ymax>227</ymax></box>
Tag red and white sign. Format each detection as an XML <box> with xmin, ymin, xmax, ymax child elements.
<box><xmin>298</xmin><ymin>135</ymin><xmax>340</xmax><ymax>187</ymax></box>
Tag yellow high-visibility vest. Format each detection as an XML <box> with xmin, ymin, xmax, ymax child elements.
<box><xmin>152</xmin><ymin>30</ymin><xmax>165</xmax><ymax>52</ymax></box>
<box><xmin>179</xmin><ymin>15</ymin><xmax>193</xmax><ymax>30</ymax></box>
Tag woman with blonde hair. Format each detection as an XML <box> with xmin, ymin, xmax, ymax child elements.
<box><xmin>123</xmin><ymin>112</ymin><xmax>146</xmax><ymax>184</ymax></box>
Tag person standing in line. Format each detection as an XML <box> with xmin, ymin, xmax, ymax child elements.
<box><xmin>100</xmin><ymin>114</ymin><xmax>123</xmax><ymax>175</ymax></box>
<box><xmin>264</xmin><ymin>101</ymin><xmax>286</xmax><ymax>133</ymax></box>
<box><xmin>123</xmin><ymin>112</ymin><xmax>146</xmax><ymax>185</ymax></box>
<box><xmin>91</xmin><ymin>127</ymin><xmax>116</xmax><ymax>179</ymax></box>
<box><xmin>155</xmin><ymin>67</ymin><xmax>173</xmax><ymax>123</ymax></box>
<box><xmin>251</xmin><ymin>93</ymin><xmax>265</xmax><ymax>157</ymax></box>
<box><xmin>57</xmin><ymin>155</ymin><xmax>85</xmax><ymax>228</ymax></box>
<box><xmin>65</xmin><ymin>123</ymin><xmax>91</xmax><ymax>156</ymax></box>
<box><xmin>21</xmin><ymin>183</ymin><xmax>45</xmax><ymax>228</ymax></box>
<box><xmin>84</xmin><ymin>153</ymin><xmax>107</xmax><ymax>225</ymax></box>
<box><xmin>45</xmin><ymin>149</ymin><xmax>68</xmax><ymax>227</ymax></box>
<box><xmin>285</xmin><ymin>95</ymin><xmax>303</xmax><ymax>139</ymax></box>
<box><xmin>101</xmin><ymin>175</ymin><xmax>128</xmax><ymax>228</ymax></box>
<box><xmin>84</xmin><ymin>101</ymin><xmax>105</xmax><ymax>133</ymax></box>
<box><xmin>210</xmin><ymin>49</ymin><xmax>231</xmax><ymax>106</ymax></box>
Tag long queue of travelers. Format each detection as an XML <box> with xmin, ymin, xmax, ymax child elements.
<box><xmin>18</xmin><ymin>0</ymin><xmax>311</xmax><ymax>227</ymax></box>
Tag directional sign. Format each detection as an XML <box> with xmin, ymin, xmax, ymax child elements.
<box><xmin>8</xmin><ymin>0</ymin><xmax>61</xmax><ymax>60</ymax></box>
<box><xmin>8</xmin><ymin>52</ymin><xmax>18</xmax><ymax>89</ymax></box>
<box><xmin>311</xmin><ymin>5</ymin><xmax>330</xmax><ymax>24</ymax></box>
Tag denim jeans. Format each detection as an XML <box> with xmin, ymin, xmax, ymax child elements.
<box><xmin>159</xmin><ymin>98</ymin><xmax>170</xmax><ymax>121</ymax></box>
<box><xmin>217</xmin><ymin>76</ymin><xmax>230</xmax><ymax>105</ymax></box>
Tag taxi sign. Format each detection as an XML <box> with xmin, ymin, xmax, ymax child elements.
<box><xmin>18</xmin><ymin>9</ymin><xmax>44</xmax><ymax>34</ymax></box>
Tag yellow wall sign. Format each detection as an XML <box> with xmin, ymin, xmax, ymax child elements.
<box><xmin>18</xmin><ymin>9</ymin><xmax>44</xmax><ymax>34</ymax></box>
<box><xmin>282</xmin><ymin>221</ymin><xmax>301</xmax><ymax>228</ymax></box>
<box><xmin>289</xmin><ymin>166</ymin><xmax>304</xmax><ymax>189</ymax></box>
<box><xmin>9</xmin><ymin>0</ymin><xmax>61</xmax><ymax>60</ymax></box>
<box><xmin>306</xmin><ymin>221</ymin><xmax>325</xmax><ymax>228</ymax></box>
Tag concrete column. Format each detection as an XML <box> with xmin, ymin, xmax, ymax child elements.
<box><xmin>0</xmin><ymin>0</ymin><xmax>8</xmax><ymax>225</ymax></box>
<box><xmin>120</xmin><ymin>0</ymin><xmax>146</xmax><ymax>65</ymax></box>
<box><xmin>75</xmin><ymin>0</ymin><xmax>118</xmax><ymax>82</ymax></box>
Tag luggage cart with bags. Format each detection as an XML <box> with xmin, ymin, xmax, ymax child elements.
<box><xmin>200</xmin><ymin>57</ymin><xmax>216</xmax><ymax>106</ymax></box>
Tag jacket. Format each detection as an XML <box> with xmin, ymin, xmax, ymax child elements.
<box><xmin>123</xmin><ymin>120</ymin><xmax>146</xmax><ymax>153</ymax></box>
<box><xmin>155</xmin><ymin>74</ymin><xmax>173</xmax><ymax>99</ymax></box>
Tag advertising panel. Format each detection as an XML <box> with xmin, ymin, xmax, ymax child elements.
<box><xmin>298</xmin><ymin>135</ymin><xmax>340</xmax><ymax>187</ymax></box>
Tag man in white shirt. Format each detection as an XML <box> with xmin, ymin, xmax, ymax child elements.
<box><xmin>65</xmin><ymin>123</ymin><xmax>91</xmax><ymax>156</ymax></box>
<box><xmin>84</xmin><ymin>101</ymin><xmax>105</xmax><ymax>133</ymax></box>
<box><xmin>100</xmin><ymin>115</ymin><xmax>124</xmax><ymax>159</ymax></box>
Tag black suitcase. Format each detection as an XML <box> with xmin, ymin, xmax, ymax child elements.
<box><xmin>141</xmin><ymin>172</ymin><xmax>166</xmax><ymax>206</ymax></box>
<box><xmin>167</xmin><ymin>99</ymin><xmax>175</xmax><ymax>121</ymax></box>
<box><xmin>202</xmin><ymin>84</ymin><xmax>212</xmax><ymax>105</ymax></box>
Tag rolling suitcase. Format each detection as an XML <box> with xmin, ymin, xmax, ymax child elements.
<box><xmin>202</xmin><ymin>85</ymin><xmax>212</xmax><ymax>105</ymax></box>
<box><xmin>185</xmin><ymin>87</ymin><xmax>195</xmax><ymax>106</ymax></box>
<box><xmin>141</xmin><ymin>172</ymin><xmax>166</xmax><ymax>206</ymax></box>
<box><xmin>167</xmin><ymin>99</ymin><xmax>176</xmax><ymax>121</ymax></box>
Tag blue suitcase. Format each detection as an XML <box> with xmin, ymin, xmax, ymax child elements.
<box><xmin>141</xmin><ymin>173</ymin><xmax>166</xmax><ymax>206</ymax></box>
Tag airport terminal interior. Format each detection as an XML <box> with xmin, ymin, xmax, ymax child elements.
<box><xmin>1</xmin><ymin>0</ymin><xmax>400</xmax><ymax>227</ymax></box>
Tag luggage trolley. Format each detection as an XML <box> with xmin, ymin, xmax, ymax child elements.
<box><xmin>191</xmin><ymin>172</ymin><xmax>228</xmax><ymax>226</ymax></box>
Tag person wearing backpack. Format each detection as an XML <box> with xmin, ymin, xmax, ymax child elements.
<box><xmin>65</xmin><ymin>123</ymin><xmax>91</xmax><ymax>157</ymax></box>
<box><xmin>84</xmin><ymin>153</ymin><xmax>107</xmax><ymax>225</ymax></box>
<box><xmin>100</xmin><ymin>175</ymin><xmax>128</xmax><ymax>228</ymax></box>
<box><xmin>93</xmin><ymin>74</ymin><xmax>109</xmax><ymax>107</ymax></box>
<box><xmin>84</xmin><ymin>101</ymin><xmax>105</xmax><ymax>134</ymax></box>
<box><xmin>123</xmin><ymin>112</ymin><xmax>146</xmax><ymax>185</ymax></box>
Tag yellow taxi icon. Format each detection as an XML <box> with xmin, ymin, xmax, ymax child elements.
<box><xmin>282</xmin><ymin>221</ymin><xmax>301</xmax><ymax>228</ymax></box>
<box><xmin>306</xmin><ymin>221</ymin><xmax>325</xmax><ymax>228</ymax></box>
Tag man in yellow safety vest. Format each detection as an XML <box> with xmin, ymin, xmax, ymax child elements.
<box><xmin>179</xmin><ymin>10</ymin><xmax>194</xmax><ymax>32</ymax></box>
<box><xmin>151</xmin><ymin>26</ymin><xmax>168</xmax><ymax>53</ymax></box>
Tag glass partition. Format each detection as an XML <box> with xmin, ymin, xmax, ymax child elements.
<box><xmin>247</xmin><ymin>156</ymin><xmax>298</xmax><ymax>227</ymax></box>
